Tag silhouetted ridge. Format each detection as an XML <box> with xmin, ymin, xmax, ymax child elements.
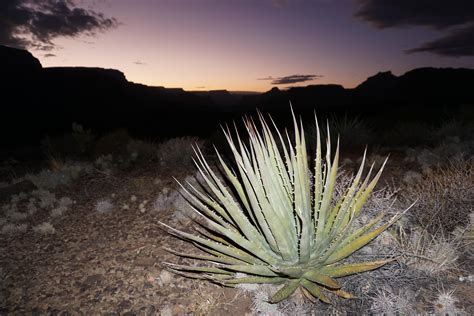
<box><xmin>355</xmin><ymin>71</ymin><xmax>397</xmax><ymax>94</ymax></box>
<box><xmin>44</xmin><ymin>67</ymin><xmax>127</xmax><ymax>83</ymax></box>
<box><xmin>0</xmin><ymin>44</ymin><xmax>473</xmax><ymax>147</ymax></box>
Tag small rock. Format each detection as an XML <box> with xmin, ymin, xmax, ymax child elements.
<box><xmin>157</xmin><ymin>270</ymin><xmax>173</xmax><ymax>286</ymax></box>
<box><xmin>160</xmin><ymin>306</ymin><xmax>172</xmax><ymax>316</ymax></box>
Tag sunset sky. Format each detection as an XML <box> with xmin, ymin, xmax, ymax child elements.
<box><xmin>2</xmin><ymin>0</ymin><xmax>474</xmax><ymax>92</ymax></box>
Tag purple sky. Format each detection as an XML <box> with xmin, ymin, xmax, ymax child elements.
<box><xmin>3</xmin><ymin>0</ymin><xmax>474</xmax><ymax>91</ymax></box>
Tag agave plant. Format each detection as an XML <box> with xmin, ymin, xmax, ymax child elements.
<box><xmin>161</xmin><ymin>111</ymin><xmax>409</xmax><ymax>304</ymax></box>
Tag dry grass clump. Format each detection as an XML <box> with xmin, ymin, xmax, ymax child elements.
<box><xmin>95</xmin><ymin>199</ymin><xmax>114</xmax><ymax>214</ymax></box>
<box><xmin>433</xmin><ymin>287</ymin><xmax>465</xmax><ymax>316</ymax></box>
<box><xmin>33</xmin><ymin>222</ymin><xmax>56</xmax><ymax>234</ymax></box>
<box><xmin>188</xmin><ymin>290</ymin><xmax>226</xmax><ymax>316</ymax></box>
<box><xmin>396</xmin><ymin>227</ymin><xmax>460</xmax><ymax>274</ymax></box>
<box><xmin>152</xmin><ymin>188</ymin><xmax>179</xmax><ymax>212</ymax></box>
<box><xmin>369</xmin><ymin>288</ymin><xmax>415</xmax><ymax>315</ymax></box>
<box><xmin>404</xmin><ymin>157</ymin><xmax>474</xmax><ymax>233</ymax></box>
<box><xmin>452</xmin><ymin>211</ymin><xmax>474</xmax><ymax>259</ymax></box>
<box><xmin>250</xmin><ymin>287</ymin><xmax>286</xmax><ymax>316</ymax></box>
<box><xmin>50</xmin><ymin>197</ymin><xmax>74</xmax><ymax>217</ymax></box>
<box><xmin>1</xmin><ymin>223</ymin><xmax>27</xmax><ymax>234</ymax></box>
<box><xmin>25</xmin><ymin>161</ymin><xmax>93</xmax><ymax>190</ymax></box>
<box><xmin>156</xmin><ymin>136</ymin><xmax>205</xmax><ymax>170</ymax></box>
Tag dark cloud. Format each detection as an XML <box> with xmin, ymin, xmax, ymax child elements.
<box><xmin>43</xmin><ymin>53</ymin><xmax>56</xmax><ymax>57</ymax></box>
<box><xmin>406</xmin><ymin>23</ymin><xmax>474</xmax><ymax>57</ymax></box>
<box><xmin>0</xmin><ymin>0</ymin><xmax>118</xmax><ymax>50</ymax></box>
<box><xmin>133</xmin><ymin>60</ymin><xmax>146</xmax><ymax>65</ymax></box>
<box><xmin>354</xmin><ymin>0</ymin><xmax>474</xmax><ymax>56</ymax></box>
<box><xmin>354</xmin><ymin>0</ymin><xmax>474</xmax><ymax>29</ymax></box>
<box><xmin>258</xmin><ymin>74</ymin><xmax>323</xmax><ymax>85</ymax></box>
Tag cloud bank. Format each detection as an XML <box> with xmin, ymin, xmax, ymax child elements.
<box><xmin>354</xmin><ymin>0</ymin><xmax>474</xmax><ymax>56</ymax></box>
<box><xmin>0</xmin><ymin>0</ymin><xmax>118</xmax><ymax>50</ymax></box>
<box><xmin>259</xmin><ymin>74</ymin><xmax>323</xmax><ymax>85</ymax></box>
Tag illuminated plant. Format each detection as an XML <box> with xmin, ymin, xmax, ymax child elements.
<box><xmin>161</xmin><ymin>110</ymin><xmax>410</xmax><ymax>304</ymax></box>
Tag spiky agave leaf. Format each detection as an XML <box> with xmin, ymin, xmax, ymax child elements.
<box><xmin>160</xmin><ymin>109</ymin><xmax>411</xmax><ymax>304</ymax></box>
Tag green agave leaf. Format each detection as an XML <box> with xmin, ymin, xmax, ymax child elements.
<box><xmin>222</xmin><ymin>138</ymin><xmax>279</xmax><ymax>252</ymax></box>
<box><xmin>313</xmin><ymin>113</ymin><xmax>323</xmax><ymax>233</ymax></box>
<box><xmin>193</xmin><ymin>205</ymin><xmax>281</xmax><ymax>265</ymax></box>
<box><xmin>166</xmin><ymin>268</ymin><xmax>231</xmax><ymax>281</ymax></box>
<box><xmin>247</xmin><ymin>118</ymin><xmax>299</xmax><ymax>260</ymax></box>
<box><xmin>269</xmin><ymin>279</ymin><xmax>301</xmax><ymax>304</ymax></box>
<box><xmin>177</xmin><ymin>177</ymin><xmax>233</xmax><ymax>229</ymax></box>
<box><xmin>218</xmin><ymin>264</ymin><xmax>278</xmax><ymax>277</ymax></box>
<box><xmin>226</xmin><ymin>123</ymin><xmax>298</xmax><ymax>260</ymax></box>
<box><xmin>320</xmin><ymin>259</ymin><xmax>393</xmax><ymax>277</ymax></box>
<box><xmin>293</xmin><ymin>116</ymin><xmax>313</xmax><ymax>263</ymax></box>
<box><xmin>314</xmin><ymin>212</ymin><xmax>385</xmax><ymax>265</ymax></box>
<box><xmin>300</xmin><ymin>279</ymin><xmax>331</xmax><ymax>304</ymax></box>
<box><xmin>194</xmin><ymin>147</ymin><xmax>272</xmax><ymax>250</ymax></box>
<box><xmin>194</xmin><ymin>226</ymin><xmax>232</xmax><ymax>246</ymax></box>
<box><xmin>329</xmin><ymin>289</ymin><xmax>356</xmax><ymax>299</ymax></box>
<box><xmin>326</xmin><ymin>202</ymin><xmax>414</xmax><ymax>264</ymax></box>
<box><xmin>327</xmin><ymin>150</ymin><xmax>367</xmax><ymax>235</ymax></box>
<box><xmin>223</xmin><ymin>276</ymin><xmax>286</xmax><ymax>285</ymax></box>
<box><xmin>159</xmin><ymin>222</ymin><xmax>263</xmax><ymax>265</ymax></box>
<box><xmin>269</xmin><ymin>265</ymin><xmax>304</xmax><ymax>278</ymax></box>
<box><xmin>325</xmin><ymin>220</ymin><xmax>392</xmax><ymax>264</ymax></box>
<box><xmin>215</xmin><ymin>145</ymin><xmax>252</xmax><ymax>216</ymax></box>
<box><xmin>315</xmin><ymin>139</ymin><xmax>339</xmax><ymax>245</ymax></box>
<box><xmin>351</xmin><ymin>158</ymin><xmax>388</xmax><ymax>218</ymax></box>
<box><xmin>163</xmin><ymin>247</ymin><xmax>244</xmax><ymax>265</ymax></box>
<box><xmin>336</xmin><ymin>212</ymin><xmax>385</xmax><ymax>249</ymax></box>
<box><xmin>302</xmin><ymin>270</ymin><xmax>341</xmax><ymax>289</ymax></box>
<box><xmin>164</xmin><ymin>262</ymin><xmax>232</xmax><ymax>275</ymax></box>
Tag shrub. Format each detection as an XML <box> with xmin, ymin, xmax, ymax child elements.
<box><xmin>433</xmin><ymin>118</ymin><xmax>473</xmax><ymax>141</ymax></box>
<box><xmin>126</xmin><ymin>139</ymin><xmax>157</xmax><ymax>162</ymax></box>
<box><xmin>41</xmin><ymin>123</ymin><xmax>95</xmax><ymax>157</ymax></box>
<box><xmin>403</xmin><ymin>157</ymin><xmax>474</xmax><ymax>233</ymax></box>
<box><xmin>307</xmin><ymin>114</ymin><xmax>374</xmax><ymax>149</ymax></box>
<box><xmin>93</xmin><ymin>129</ymin><xmax>132</xmax><ymax>157</ymax></box>
<box><xmin>161</xmin><ymin>111</ymin><xmax>409</xmax><ymax>304</ymax></box>
<box><xmin>384</xmin><ymin>121</ymin><xmax>434</xmax><ymax>146</ymax></box>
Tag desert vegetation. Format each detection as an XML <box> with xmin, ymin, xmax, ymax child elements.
<box><xmin>1</xmin><ymin>112</ymin><xmax>473</xmax><ymax>315</ymax></box>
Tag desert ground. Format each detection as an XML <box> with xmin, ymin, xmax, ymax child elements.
<box><xmin>1</xmin><ymin>116</ymin><xmax>473</xmax><ymax>315</ymax></box>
